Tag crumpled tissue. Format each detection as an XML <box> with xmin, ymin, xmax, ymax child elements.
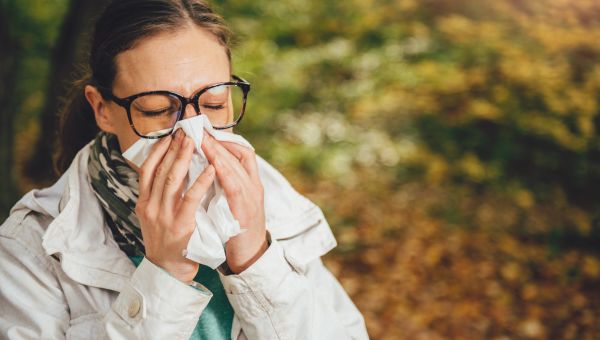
<box><xmin>122</xmin><ymin>114</ymin><xmax>253</xmax><ymax>269</ymax></box>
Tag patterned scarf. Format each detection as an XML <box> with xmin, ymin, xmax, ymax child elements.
<box><xmin>88</xmin><ymin>132</ymin><xmax>146</xmax><ymax>257</ymax></box>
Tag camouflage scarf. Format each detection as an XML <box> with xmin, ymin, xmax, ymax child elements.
<box><xmin>88</xmin><ymin>132</ymin><xmax>146</xmax><ymax>257</ymax></box>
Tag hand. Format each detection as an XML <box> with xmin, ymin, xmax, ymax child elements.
<box><xmin>201</xmin><ymin>133</ymin><xmax>268</xmax><ymax>274</ymax></box>
<box><xmin>135</xmin><ymin>129</ymin><xmax>216</xmax><ymax>283</ymax></box>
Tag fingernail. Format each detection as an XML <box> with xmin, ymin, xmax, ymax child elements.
<box><xmin>175</xmin><ymin>129</ymin><xmax>183</xmax><ymax>141</ymax></box>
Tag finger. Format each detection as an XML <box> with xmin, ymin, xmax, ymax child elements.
<box><xmin>178</xmin><ymin>165</ymin><xmax>216</xmax><ymax>219</ymax></box>
<box><xmin>202</xmin><ymin>133</ymin><xmax>248</xmax><ymax>180</ymax></box>
<box><xmin>173</xmin><ymin>173</ymin><xmax>187</xmax><ymax>212</ymax></box>
<box><xmin>138</xmin><ymin>135</ymin><xmax>172</xmax><ymax>203</ymax></box>
<box><xmin>148</xmin><ymin>129</ymin><xmax>185</xmax><ymax>209</ymax></box>
<box><xmin>162</xmin><ymin>136</ymin><xmax>195</xmax><ymax>210</ymax></box>
<box><xmin>201</xmin><ymin>133</ymin><xmax>249</xmax><ymax>196</ymax></box>
<box><xmin>219</xmin><ymin>141</ymin><xmax>260</xmax><ymax>182</ymax></box>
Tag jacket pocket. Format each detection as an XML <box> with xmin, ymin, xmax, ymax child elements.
<box><xmin>269</xmin><ymin>205</ymin><xmax>337</xmax><ymax>273</ymax></box>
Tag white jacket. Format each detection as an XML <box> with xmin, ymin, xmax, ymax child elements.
<box><xmin>0</xmin><ymin>144</ymin><xmax>369</xmax><ymax>340</ymax></box>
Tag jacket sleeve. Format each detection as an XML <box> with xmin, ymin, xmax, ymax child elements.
<box><xmin>0</xmin><ymin>228</ymin><xmax>69</xmax><ymax>339</ymax></box>
<box><xmin>219</xmin><ymin>236</ymin><xmax>369</xmax><ymax>340</ymax></box>
<box><xmin>102</xmin><ymin>257</ymin><xmax>212</xmax><ymax>339</ymax></box>
<box><xmin>0</xmin><ymin>212</ymin><xmax>212</xmax><ymax>340</ymax></box>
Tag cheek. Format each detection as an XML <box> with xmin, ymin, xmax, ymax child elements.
<box><xmin>114</xmin><ymin>129</ymin><xmax>140</xmax><ymax>154</ymax></box>
<box><xmin>107</xmin><ymin>105</ymin><xmax>140</xmax><ymax>152</ymax></box>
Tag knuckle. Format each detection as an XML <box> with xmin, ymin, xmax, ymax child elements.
<box><xmin>212</xmin><ymin>157</ymin><xmax>223</xmax><ymax>168</ymax></box>
<box><xmin>137</xmin><ymin>206</ymin><xmax>153</xmax><ymax>221</ymax></box>
<box><xmin>177</xmin><ymin>144</ymin><xmax>190</xmax><ymax>159</ymax></box>
<box><xmin>138</xmin><ymin>166</ymin><xmax>147</xmax><ymax>177</ymax></box>
<box><xmin>191</xmin><ymin>179</ymin><xmax>209</xmax><ymax>195</ymax></box>
<box><xmin>169</xmin><ymin>140</ymin><xmax>179</xmax><ymax>152</ymax></box>
<box><xmin>215</xmin><ymin>164</ymin><xmax>228</xmax><ymax>176</ymax></box>
<box><xmin>134</xmin><ymin>204</ymin><xmax>144</xmax><ymax>217</ymax></box>
<box><xmin>175</xmin><ymin>150</ymin><xmax>187</xmax><ymax>161</ymax></box>
<box><xmin>229</xmin><ymin>184</ymin><xmax>242</xmax><ymax>196</ymax></box>
<box><xmin>155</xmin><ymin>164</ymin><xmax>166</xmax><ymax>179</ymax></box>
<box><xmin>165</xmin><ymin>173</ymin><xmax>177</xmax><ymax>187</ymax></box>
<box><xmin>197</xmin><ymin>175</ymin><xmax>211</xmax><ymax>188</ymax></box>
<box><xmin>183</xmin><ymin>192</ymin><xmax>199</xmax><ymax>205</ymax></box>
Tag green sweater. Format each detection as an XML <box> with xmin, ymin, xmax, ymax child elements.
<box><xmin>129</xmin><ymin>256</ymin><xmax>234</xmax><ymax>339</ymax></box>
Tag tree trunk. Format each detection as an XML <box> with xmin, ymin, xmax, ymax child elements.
<box><xmin>23</xmin><ymin>0</ymin><xmax>110</xmax><ymax>187</ymax></box>
<box><xmin>0</xmin><ymin>1</ymin><xmax>19</xmax><ymax>220</ymax></box>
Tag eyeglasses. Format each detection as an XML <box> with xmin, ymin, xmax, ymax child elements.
<box><xmin>99</xmin><ymin>75</ymin><xmax>250</xmax><ymax>139</ymax></box>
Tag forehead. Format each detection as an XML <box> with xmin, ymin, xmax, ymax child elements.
<box><xmin>113</xmin><ymin>25</ymin><xmax>230</xmax><ymax>96</ymax></box>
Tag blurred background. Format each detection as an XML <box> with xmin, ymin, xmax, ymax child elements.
<box><xmin>1</xmin><ymin>0</ymin><xmax>599</xmax><ymax>338</ymax></box>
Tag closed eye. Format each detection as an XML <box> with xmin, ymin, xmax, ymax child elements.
<box><xmin>202</xmin><ymin>104</ymin><xmax>225</xmax><ymax>110</ymax></box>
<box><xmin>141</xmin><ymin>108</ymin><xmax>172</xmax><ymax>116</ymax></box>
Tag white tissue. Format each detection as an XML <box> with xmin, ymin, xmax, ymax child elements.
<box><xmin>122</xmin><ymin>115</ymin><xmax>254</xmax><ymax>269</ymax></box>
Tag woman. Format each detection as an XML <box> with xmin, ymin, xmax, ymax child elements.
<box><xmin>0</xmin><ymin>0</ymin><xmax>368</xmax><ymax>339</ymax></box>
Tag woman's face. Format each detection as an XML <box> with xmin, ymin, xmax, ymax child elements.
<box><xmin>93</xmin><ymin>25</ymin><xmax>230</xmax><ymax>156</ymax></box>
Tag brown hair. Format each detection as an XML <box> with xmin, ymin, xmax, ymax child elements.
<box><xmin>55</xmin><ymin>0</ymin><xmax>231</xmax><ymax>173</ymax></box>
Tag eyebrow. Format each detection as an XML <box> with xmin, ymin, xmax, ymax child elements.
<box><xmin>122</xmin><ymin>77</ymin><xmax>232</xmax><ymax>98</ymax></box>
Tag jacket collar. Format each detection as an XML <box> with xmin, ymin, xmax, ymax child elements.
<box><xmin>13</xmin><ymin>143</ymin><xmax>135</xmax><ymax>292</ymax></box>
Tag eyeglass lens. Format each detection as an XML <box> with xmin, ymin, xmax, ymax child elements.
<box><xmin>130</xmin><ymin>84</ymin><xmax>244</xmax><ymax>136</ymax></box>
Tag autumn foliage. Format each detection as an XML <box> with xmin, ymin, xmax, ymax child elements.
<box><xmin>4</xmin><ymin>0</ymin><xmax>600</xmax><ymax>338</ymax></box>
<box><xmin>220</xmin><ymin>0</ymin><xmax>600</xmax><ymax>338</ymax></box>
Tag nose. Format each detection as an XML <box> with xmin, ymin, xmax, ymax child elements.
<box><xmin>181</xmin><ymin>102</ymin><xmax>198</xmax><ymax>120</ymax></box>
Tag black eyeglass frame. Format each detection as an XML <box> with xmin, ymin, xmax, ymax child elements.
<box><xmin>98</xmin><ymin>75</ymin><xmax>251</xmax><ymax>139</ymax></box>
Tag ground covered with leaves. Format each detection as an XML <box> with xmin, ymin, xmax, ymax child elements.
<box><xmin>282</xmin><ymin>170</ymin><xmax>600</xmax><ymax>339</ymax></box>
